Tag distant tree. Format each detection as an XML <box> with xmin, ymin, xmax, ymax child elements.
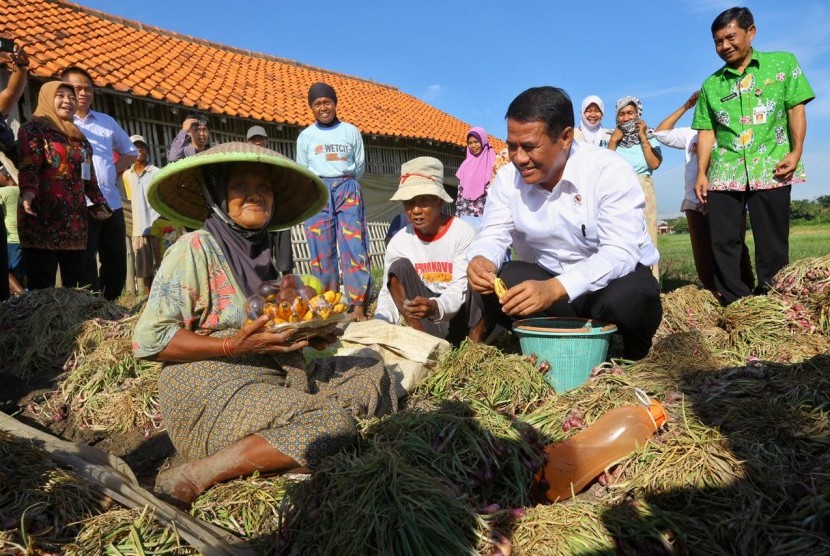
<box><xmin>791</xmin><ymin>199</ymin><xmax>820</xmax><ymax>222</ymax></box>
<box><xmin>668</xmin><ymin>216</ymin><xmax>689</xmax><ymax>234</ymax></box>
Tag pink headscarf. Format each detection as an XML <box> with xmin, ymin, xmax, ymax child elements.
<box><xmin>455</xmin><ymin>127</ymin><xmax>496</xmax><ymax>201</ymax></box>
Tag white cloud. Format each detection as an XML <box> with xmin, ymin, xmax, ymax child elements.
<box><xmin>759</xmin><ymin>6</ymin><xmax>830</xmax><ymax>65</ymax></box>
<box><xmin>637</xmin><ymin>84</ymin><xmax>703</xmax><ymax>102</ymax></box>
<box><xmin>677</xmin><ymin>0</ymin><xmax>735</xmax><ymax>15</ymax></box>
<box><xmin>423</xmin><ymin>84</ymin><xmax>443</xmax><ymax>101</ymax></box>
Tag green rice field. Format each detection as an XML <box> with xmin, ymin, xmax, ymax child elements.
<box><xmin>658</xmin><ymin>223</ymin><xmax>830</xmax><ymax>291</ymax></box>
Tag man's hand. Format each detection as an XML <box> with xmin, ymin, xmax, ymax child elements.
<box><xmin>228</xmin><ymin>315</ymin><xmax>309</xmax><ymax>355</ymax></box>
<box><xmin>0</xmin><ymin>44</ymin><xmax>29</xmax><ymax>68</ymax></box>
<box><xmin>90</xmin><ymin>204</ymin><xmax>113</xmax><ymax>221</ymax></box>
<box><xmin>467</xmin><ymin>255</ymin><xmax>498</xmax><ymax>294</ymax></box>
<box><xmin>499</xmin><ymin>278</ymin><xmax>567</xmax><ymax>317</ymax></box>
<box><xmin>773</xmin><ymin>152</ymin><xmax>800</xmax><ymax>182</ymax></box>
<box><xmin>402</xmin><ymin>296</ymin><xmax>438</xmax><ymax>321</ymax></box>
<box><xmin>182</xmin><ymin>117</ymin><xmax>200</xmax><ymax>132</ymax></box>
<box><xmin>694</xmin><ymin>174</ymin><xmax>709</xmax><ymax>204</ymax></box>
<box><xmin>20</xmin><ymin>190</ymin><xmax>36</xmax><ymax>216</ymax></box>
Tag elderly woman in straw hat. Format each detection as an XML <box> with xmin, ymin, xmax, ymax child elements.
<box><xmin>374</xmin><ymin>156</ymin><xmax>485</xmax><ymax>344</ymax></box>
<box><xmin>132</xmin><ymin>142</ymin><xmax>397</xmax><ymax>506</ymax></box>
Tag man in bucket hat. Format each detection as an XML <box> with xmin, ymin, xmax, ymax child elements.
<box><xmin>374</xmin><ymin>157</ymin><xmax>484</xmax><ymax>345</ymax></box>
<box><xmin>122</xmin><ymin>134</ymin><xmax>161</xmax><ymax>293</ymax></box>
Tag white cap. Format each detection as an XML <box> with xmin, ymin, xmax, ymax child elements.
<box><xmin>246</xmin><ymin>125</ymin><xmax>267</xmax><ymax>140</ymax></box>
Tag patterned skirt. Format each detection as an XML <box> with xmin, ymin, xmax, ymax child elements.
<box><xmin>158</xmin><ymin>351</ymin><xmax>397</xmax><ymax>468</ymax></box>
<box><xmin>638</xmin><ymin>173</ymin><xmax>660</xmax><ymax>280</ymax></box>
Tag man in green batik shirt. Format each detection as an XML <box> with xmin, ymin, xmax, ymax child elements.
<box><xmin>692</xmin><ymin>6</ymin><xmax>814</xmax><ymax>305</ymax></box>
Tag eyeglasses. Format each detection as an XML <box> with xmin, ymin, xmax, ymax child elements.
<box><xmin>72</xmin><ymin>86</ymin><xmax>94</xmax><ymax>93</ymax></box>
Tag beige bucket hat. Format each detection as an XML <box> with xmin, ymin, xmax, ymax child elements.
<box><xmin>148</xmin><ymin>142</ymin><xmax>328</xmax><ymax>231</ymax></box>
<box><xmin>390</xmin><ymin>156</ymin><xmax>453</xmax><ymax>203</ymax></box>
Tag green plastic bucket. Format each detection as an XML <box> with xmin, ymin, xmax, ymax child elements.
<box><xmin>513</xmin><ymin>317</ymin><xmax>617</xmax><ymax>393</ymax></box>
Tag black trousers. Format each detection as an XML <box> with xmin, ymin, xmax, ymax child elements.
<box><xmin>79</xmin><ymin>209</ymin><xmax>127</xmax><ymax>300</ymax></box>
<box><xmin>22</xmin><ymin>248</ymin><xmax>86</xmax><ymax>290</ymax></box>
<box><xmin>386</xmin><ymin>258</ymin><xmax>481</xmax><ymax>346</ymax></box>
<box><xmin>708</xmin><ymin>186</ymin><xmax>790</xmax><ymax>304</ymax></box>
<box><xmin>472</xmin><ymin>261</ymin><xmax>662</xmax><ymax>360</ymax></box>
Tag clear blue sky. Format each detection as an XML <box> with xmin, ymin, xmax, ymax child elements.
<box><xmin>76</xmin><ymin>0</ymin><xmax>829</xmax><ymax>218</ymax></box>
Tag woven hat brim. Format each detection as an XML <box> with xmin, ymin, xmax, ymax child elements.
<box><xmin>148</xmin><ymin>143</ymin><xmax>328</xmax><ymax>231</ymax></box>
<box><xmin>389</xmin><ymin>181</ymin><xmax>453</xmax><ymax>204</ymax></box>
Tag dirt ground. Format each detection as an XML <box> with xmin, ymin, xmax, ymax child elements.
<box><xmin>0</xmin><ymin>371</ymin><xmax>176</xmax><ymax>490</ymax></box>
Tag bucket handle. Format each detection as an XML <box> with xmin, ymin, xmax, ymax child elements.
<box><xmin>515</xmin><ymin>321</ymin><xmax>617</xmax><ymax>334</ymax></box>
<box><xmin>515</xmin><ymin>325</ymin><xmax>592</xmax><ymax>334</ymax></box>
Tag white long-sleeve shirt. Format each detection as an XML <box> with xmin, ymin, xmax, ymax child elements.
<box><xmin>467</xmin><ymin>141</ymin><xmax>658</xmax><ymax>301</ymax></box>
<box><xmin>74</xmin><ymin>110</ymin><xmax>137</xmax><ymax>209</ymax></box>
<box><xmin>652</xmin><ymin>127</ymin><xmax>699</xmax><ymax>208</ymax></box>
<box><xmin>375</xmin><ymin>217</ymin><xmax>475</xmax><ymax>333</ymax></box>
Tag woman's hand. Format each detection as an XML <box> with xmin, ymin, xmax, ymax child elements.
<box><xmin>608</xmin><ymin>127</ymin><xmax>622</xmax><ymax>149</ymax></box>
<box><xmin>227</xmin><ymin>315</ymin><xmax>309</xmax><ymax>355</ymax></box>
<box><xmin>20</xmin><ymin>190</ymin><xmax>36</xmax><ymax>216</ymax></box>
<box><xmin>307</xmin><ymin>332</ymin><xmax>341</xmax><ymax>351</ymax></box>
<box><xmin>684</xmin><ymin>91</ymin><xmax>700</xmax><ymax>111</ymax></box>
<box><xmin>636</xmin><ymin>119</ymin><xmax>649</xmax><ymax>142</ymax></box>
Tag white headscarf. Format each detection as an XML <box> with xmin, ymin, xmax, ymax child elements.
<box><xmin>578</xmin><ymin>95</ymin><xmax>608</xmax><ymax>146</ymax></box>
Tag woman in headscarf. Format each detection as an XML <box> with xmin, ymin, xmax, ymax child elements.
<box><xmin>133</xmin><ymin>143</ymin><xmax>397</xmax><ymax>506</ymax></box>
<box><xmin>608</xmin><ymin>95</ymin><xmax>663</xmax><ymax>279</ymax></box>
<box><xmin>574</xmin><ymin>95</ymin><xmax>611</xmax><ymax>147</ymax></box>
<box><xmin>455</xmin><ymin>127</ymin><xmax>497</xmax><ymax>232</ymax></box>
<box><xmin>16</xmin><ymin>81</ymin><xmax>111</xmax><ymax>290</ymax></box>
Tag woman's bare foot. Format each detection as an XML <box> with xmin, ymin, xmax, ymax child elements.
<box><xmin>154</xmin><ymin>464</ymin><xmax>202</xmax><ymax>508</ymax></box>
<box><xmin>351</xmin><ymin>305</ymin><xmax>367</xmax><ymax>322</ymax></box>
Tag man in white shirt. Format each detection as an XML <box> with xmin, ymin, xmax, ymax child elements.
<box><xmin>61</xmin><ymin>66</ymin><xmax>137</xmax><ymax>300</ymax></box>
<box><xmin>374</xmin><ymin>157</ymin><xmax>480</xmax><ymax>345</ymax></box>
<box><xmin>466</xmin><ymin>86</ymin><xmax>662</xmax><ymax>359</ymax></box>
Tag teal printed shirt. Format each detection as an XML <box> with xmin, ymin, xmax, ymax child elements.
<box><xmin>692</xmin><ymin>49</ymin><xmax>814</xmax><ymax>191</ymax></box>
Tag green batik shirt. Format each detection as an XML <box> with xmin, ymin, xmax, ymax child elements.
<box><xmin>692</xmin><ymin>49</ymin><xmax>814</xmax><ymax>191</ymax></box>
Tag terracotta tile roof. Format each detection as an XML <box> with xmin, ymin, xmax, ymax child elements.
<box><xmin>1</xmin><ymin>0</ymin><xmax>505</xmax><ymax>150</ymax></box>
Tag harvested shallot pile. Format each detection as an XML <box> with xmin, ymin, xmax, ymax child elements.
<box><xmin>2</xmin><ymin>255</ymin><xmax>830</xmax><ymax>554</ymax></box>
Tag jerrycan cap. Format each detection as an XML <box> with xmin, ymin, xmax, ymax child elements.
<box><xmin>635</xmin><ymin>388</ymin><xmax>668</xmax><ymax>430</ymax></box>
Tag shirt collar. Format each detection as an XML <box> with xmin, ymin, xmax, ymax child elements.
<box><xmin>132</xmin><ymin>163</ymin><xmax>156</xmax><ymax>177</ymax></box>
<box><xmin>557</xmin><ymin>142</ymin><xmax>580</xmax><ymax>192</ymax></box>
<box><xmin>74</xmin><ymin>110</ymin><xmax>99</xmax><ymax>123</ymax></box>
<box><xmin>722</xmin><ymin>48</ymin><xmax>760</xmax><ymax>77</ymax></box>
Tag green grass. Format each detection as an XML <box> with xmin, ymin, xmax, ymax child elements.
<box><xmin>657</xmin><ymin>223</ymin><xmax>830</xmax><ymax>292</ymax></box>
